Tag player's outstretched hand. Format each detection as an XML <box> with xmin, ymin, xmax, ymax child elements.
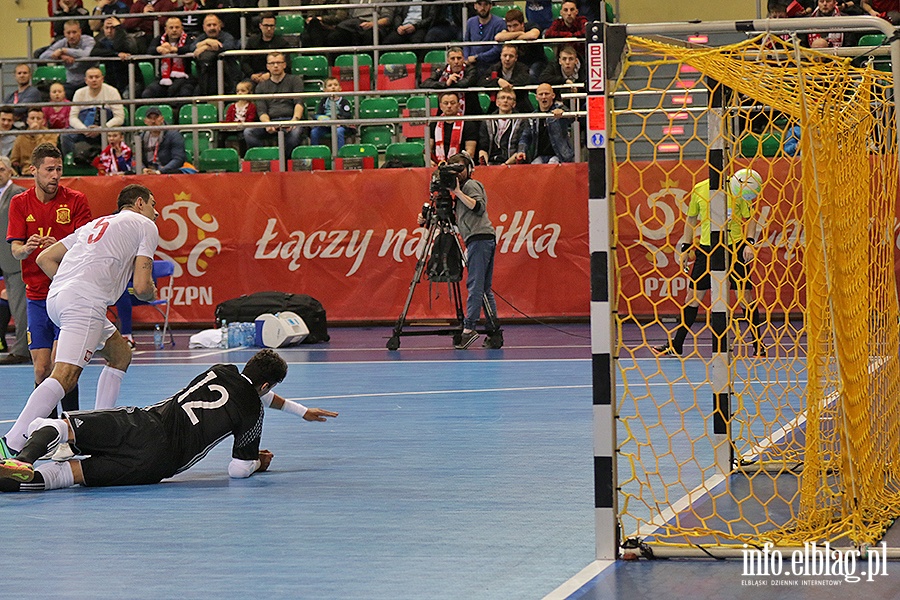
<box><xmin>303</xmin><ymin>408</ymin><xmax>339</xmax><ymax>422</ymax></box>
<box><xmin>258</xmin><ymin>449</ymin><xmax>274</xmax><ymax>472</ymax></box>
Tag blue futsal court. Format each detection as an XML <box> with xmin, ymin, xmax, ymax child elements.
<box><xmin>1</xmin><ymin>324</ymin><xmax>598</xmax><ymax>599</ymax></box>
<box><xmin>2</xmin><ymin>324</ymin><xmax>896</xmax><ymax>599</ymax></box>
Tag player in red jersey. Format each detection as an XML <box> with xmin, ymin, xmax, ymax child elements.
<box><xmin>4</xmin><ymin>144</ymin><xmax>91</xmax><ymax>439</ymax></box>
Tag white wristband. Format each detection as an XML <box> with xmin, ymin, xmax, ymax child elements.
<box><xmin>280</xmin><ymin>400</ymin><xmax>308</xmax><ymax>419</ymax></box>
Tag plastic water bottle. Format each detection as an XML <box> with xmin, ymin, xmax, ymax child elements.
<box><xmin>245</xmin><ymin>322</ymin><xmax>256</xmax><ymax>347</ymax></box>
<box><xmin>220</xmin><ymin>320</ymin><xmax>228</xmax><ymax>349</ymax></box>
<box><xmin>153</xmin><ymin>324</ymin><xmax>164</xmax><ymax>350</ymax></box>
<box><xmin>227</xmin><ymin>322</ymin><xmax>239</xmax><ymax>348</ymax></box>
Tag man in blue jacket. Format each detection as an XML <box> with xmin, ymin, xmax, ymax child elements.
<box><xmin>518</xmin><ymin>83</ymin><xmax>574</xmax><ymax>163</ymax></box>
<box><xmin>140</xmin><ymin>106</ymin><xmax>187</xmax><ymax>174</ymax></box>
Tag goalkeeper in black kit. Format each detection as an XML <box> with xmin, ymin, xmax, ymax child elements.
<box><xmin>0</xmin><ymin>349</ymin><xmax>338</xmax><ymax>492</ymax></box>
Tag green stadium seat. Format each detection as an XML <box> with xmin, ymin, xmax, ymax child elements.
<box><xmin>291</xmin><ymin>145</ymin><xmax>332</xmax><ymax>170</ymax></box>
<box><xmin>244</xmin><ymin>146</ymin><xmax>281</xmax><ymax>161</ymax></box>
<box><xmin>359</xmin><ymin>97</ymin><xmax>399</xmax><ymax>150</ymax></box>
<box><xmin>421</xmin><ymin>50</ymin><xmax>447</xmax><ymax>84</ymax></box>
<box><xmin>135</xmin><ymin>104</ymin><xmax>174</xmax><ymax>124</ymax></box>
<box><xmin>199</xmin><ymin>147</ymin><xmax>240</xmax><ymax>172</ymax></box>
<box><xmin>292</xmin><ymin>54</ymin><xmax>330</xmax><ymax>80</ymax></box>
<box><xmin>858</xmin><ymin>33</ymin><xmax>887</xmax><ymax>46</ymax></box>
<box><xmin>275</xmin><ymin>14</ymin><xmax>305</xmax><ymax>35</ymax></box>
<box><xmin>242</xmin><ymin>146</ymin><xmax>282</xmax><ymax>172</ymax></box>
<box><xmin>178</xmin><ymin>103</ymin><xmax>218</xmax><ymax>124</ymax></box>
<box><xmin>402</xmin><ymin>95</ymin><xmax>438</xmax><ymax>139</ymax></box>
<box><xmin>333</xmin><ymin>54</ymin><xmax>373</xmax><ymax>91</ymax></box>
<box><xmin>478</xmin><ymin>93</ymin><xmax>491</xmax><ymax>113</ymax></box>
<box><xmin>337</xmin><ymin>143</ymin><xmax>379</xmax><ymax>169</ymax></box>
<box><xmin>491</xmin><ymin>5</ymin><xmax>510</xmax><ymax>18</ymax></box>
<box><xmin>63</xmin><ymin>152</ymin><xmax>97</xmax><ymax>176</ymax></box>
<box><xmin>183</xmin><ymin>130</ymin><xmax>213</xmax><ymax>163</ymax></box>
<box><xmin>385</xmin><ymin>142</ymin><xmax>426</xmax><ymax>167</ymax></box>
<box><xmin>137</xmin><ymin>62</ymin><xmax>156</xmax><ymax>87</ymax></box>
<box><xmin>33</xmin><ymin>65</ymin><xmax>66</xmax><ymax>87</ymax></box>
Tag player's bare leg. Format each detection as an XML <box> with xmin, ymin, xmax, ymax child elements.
<box><xmin>94</xmin><ymin>330</ymin><xmax>132</xmax><ymax>409</ymax></box>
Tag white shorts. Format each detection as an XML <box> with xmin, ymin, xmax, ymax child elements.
<box><xmin>47</xmin><ymin>288</ymin><xmax>117</xmax><ymax>368</ymax></box>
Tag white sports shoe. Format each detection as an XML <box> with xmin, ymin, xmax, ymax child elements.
<box><xmin>39</xmin><ymin>443</ymin><xmax>75</xmax><ymax>462</ymax></box>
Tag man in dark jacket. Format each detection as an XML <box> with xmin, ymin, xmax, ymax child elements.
<box><xmin>140</xmin><ymin>106</ymin><xmax>187</xmax><ymax>174</ymax></box>
<box><xmin>242</xmin><ymin>12</ymin><xmax>293</xmax><ymax>85</ymax></box>
<box><xmin>90</xmin><ymin>16</ymin><xmax>140</xmax><ymax>96</ymax></box>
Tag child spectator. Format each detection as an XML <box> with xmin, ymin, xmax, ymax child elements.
<box><xmin>10</xmin><ymin>108</ymin><xmax>59</xmax><ymax>174</ymax></box>
<box><xmin>42</xmin><ymin>83</ymin><xmax>71</xmax><ymax>130</ymax></box>
<box><xmin>310</xmin><ymin>77</ymin><xmax>353</xmax><ymax>150</ymax></box>
<box><xmin>224</xmin><ymin>80</ymin><xmax>258</xmax><ymax>124</ymax></box>
<box><xmin>92</xmin><ymin>129</ymin><xmax>133</xmax><ymax>175</ymax></box>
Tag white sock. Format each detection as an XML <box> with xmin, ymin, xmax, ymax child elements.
<box><xmin>95</xmin><ymin>366</ymin><xmax>126</xmax><ymax>410</ymax></box>
<box><xmin>5</xmin><ymin>378</ymin><xmax>65</xmax><ymax>452</ymax></box>
<box><xmin>35</xmin><ymin>461</ymin><xmax>75</xmax><ymax>490</ymax></box>
<box><xmin>26</xmin><ymin>417</ymin><xmax>69</xmax><ymax>445</ymax></box>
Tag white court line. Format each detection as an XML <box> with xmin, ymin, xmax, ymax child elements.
<box><xmin>0</xmin><ymin>384</ymin><xmax>592</xmax><ymax>424</ymax></box>
<box><xmin>543</xmin><ymin>560</ymin><xmax>615</xmax><ymax>600</ymax></box>
<box><xmin>282</xmin><ymin>384</ymin><xmax>591</xmax><ymax>402</ymax></box>
<box><xmin>739</xmin><ymin>354</ymin><xmax>889</xmax><ymax>462</ymax></box>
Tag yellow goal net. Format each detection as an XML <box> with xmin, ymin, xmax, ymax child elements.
<box><xmin>612</xmin><ymin>32</ymin><xmax>900</xmax><ymax>551</ymax></box>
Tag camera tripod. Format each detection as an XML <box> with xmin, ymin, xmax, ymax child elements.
<box><xmin>386</xmin><ymin>214</ymin><xmax>502</xmax><ymax>351</ymax></box>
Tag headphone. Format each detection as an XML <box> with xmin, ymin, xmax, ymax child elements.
<box><xmin>457</xmin><ymin>150</ymin><xmax>475</xmax><ymax>178</ymax></box>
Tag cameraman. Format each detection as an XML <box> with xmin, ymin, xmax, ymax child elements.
<box><xmin>419</xmin><ymin>152</ymin><xmax>501</xmax><ymax>349</ymax></box>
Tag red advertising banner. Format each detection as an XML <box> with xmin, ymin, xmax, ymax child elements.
<box><xmin>37</xmin><ymin>164</ymin><xmax>590</xmax><ymax>324</ymax></box>
<box><xmin>616</xmin><ymin>158</ymin><xmax>811</xmax><ymax>317</ymax></box>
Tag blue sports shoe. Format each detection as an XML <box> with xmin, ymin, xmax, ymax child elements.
<box><xmin>0</xmin><ymin>436</ymin><xmax>17</xmax><ymax>459</ymax></box>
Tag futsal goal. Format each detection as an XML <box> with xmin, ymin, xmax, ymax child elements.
<box><xmin>590</xmin><ymin>15</ymin><xmax>900</xmax><ymax>559</ymax></box>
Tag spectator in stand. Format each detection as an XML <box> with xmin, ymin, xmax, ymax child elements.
<box><xmin>539</xmin><ymin>43</ymin><xmax>585</xmax><ymax>89</ymax></box>
<box><xmin>478</xmin><ymin>86</ymin><xmax>527</xmax><ymax>166</ymax></box>
<box><xmin>384</xmin><ymin>0</ymin><xmax>449</xmax><ymax>55</ymax></box>
<box><xmin>545</xmin><ymin>1</ymin><xmax>587</xmax><ymax>43</ymax></box>
<box><xmin>300</xmin><ymin>2</ymin><xmax>350</xmax><ymax>49</ymax></box>
<box><xmin>50</xmin><ymin>0</ymin><xmax>92</xmax><ymax>41</ymax></box>
<box><xmin>142</xmin><ymin>17</ymin><xmax>197</xmax><ymax>100</ymax></box>
<box><xmin>0</xmin><ymin>108</ymin><xmax>16</xmax><ymax>158</ymax></box>
<box><xmin>140</xmin><ymin>106</ymin><xmax>187</xmax><ymax>174</ymax></box>
<box><xmin>43</xmin><ymin>83</ymin><xmax>72</xmax><ymax>131</ymax></box>
<box><xmin>464</xmin><ymin>0</ymin><xmax>506</xmax><ymax>77</ymax></box>
<box><xmin>225</xmin><ymin>80</ymin><xmax>258</xmax><ymax>124</ymax></box>
<box><xmin>123</xmin><ymin>0</ymin><xmax>179</xmax><ymax>37</ymax></box>
<box><xmin>861</xmin><ymin>0</ymin><xmax>900</xmax><ymax>21</ymax></box>
<box><xmin>63</xmin><ymin>67</ymin><xmax>126</xmax><ymax>156</ymax></box>
<box><xmin>39</xmin><ymin>20</ymin><xmax>97</xmax><ymax>99</ymax></box>
<box><xmin>242</xmin><ymin>12</ymin><xmax>291</xmax><ymax>86</ymax></box>
<box><xmin>90</xmin><ymin>16</ymin><xmax>139</xmax><ymax>97</ymax></box>
<box><xmin>190</xmin><ymin>13</ymin><xmax>241</xmax><ymax>96</ymax></box>
<box><xmin>518</xmin><ymin>83</ymin><xmax>574</xmax><ymax>164</ymax></box>
<box><xmin>244</xmin><ymin>51</ymin><xmax>306</xmax><ymax>156</ymax></box>
<box><xmin>10</xmin><ymin>109</ymin><xmax>60</xmax><ymax>175</ymax></box>
<box><xmin>481</xmin><ymin>44</ymin><xmax>534</xmax><ymax>111</ymax></box>
<box><xmin>807</xmin><ymin>0</ymin><xmax>846</xmax><ymax>47</ymax></box>
<box><xmin>495</xmin><ymin>8</ymin><xmax>545</xmax><ymax>81</ymax></box>
<box><xmin>429</xmin><ymin>90</ymin><xmax>478</xmax><ymax>165</ymax></box>
<box><xmin>179</xmin><ymin>0</ymin><xmax>205</xmax><ymax>37</ymax></box>
<box><xmin>326</xmin><ymin>0</ymin><xmax>396</xmax><ymax>48</ymax></box>
<box><xmin>3</xmin><ymin>65</ymin><xmax>43</xmax><ymax>128</ymax></box>
<box><xmin>92</xmin><ymin>129</ymin><xmax>133</xmax><ymax>175</ymax></box>
<box><xmin>87</xmin><ymin>0</ymin><xmax>130</xmax><ymax>33</ymax></box>
<box><xmin>526</xmin><ymin>0</ymin><xmax>553</xmax><ymax>31</ymax></box>
<box><xmin>421</xmin><ymin>46</ymin><xmax>481</xmax><ymax>115</ymax></box>
<box><xmin>311</xmin><ymin>77</ymin><xmax>353</xmax><ymax>150</ymax></box>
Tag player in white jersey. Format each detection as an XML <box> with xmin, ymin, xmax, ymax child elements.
<box><xmin>0</xmin><ymin>184</ymin><xmax>159</xmax><ymax>458</ymax></box>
